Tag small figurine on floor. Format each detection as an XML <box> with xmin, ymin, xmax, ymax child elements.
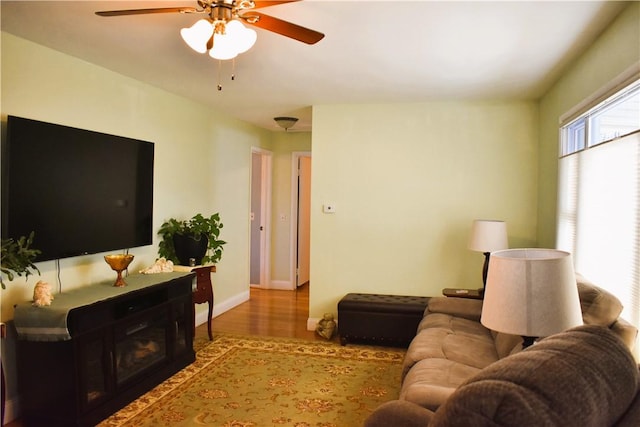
<box><xmin>32</xmin><ymin>280</ymin><xmax>54</xmax><ymax>307</ymax></box>
<box><xmin>315</xmin><ymin>313</ymin><xmax>337</xmax><ymax>340</ymax></box>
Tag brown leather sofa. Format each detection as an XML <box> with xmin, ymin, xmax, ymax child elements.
<box><xmin>364</xmin><ymin>275</ymin><xmax>639</xmax><ymax>426</ymax></box>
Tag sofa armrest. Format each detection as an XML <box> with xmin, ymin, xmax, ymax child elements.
<box><xmin>611</xmin><ymin>317</ymin><xmax>639</xmax><ymax>351</ymax></box>
<box><xmin>426</xmin><ymin>297</ymin><xmax>483</xmax><ymax>322</ymax></box>
<box><xmin>364</xmin><ymin>400</ymin><xmax>434</xmax><ymax>427</ymax></box>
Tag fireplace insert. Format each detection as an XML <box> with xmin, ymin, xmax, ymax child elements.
<box><xmin>17</xmin><ymin>273</ymin><xmax>195</xmax><ymax>427</ymax></box>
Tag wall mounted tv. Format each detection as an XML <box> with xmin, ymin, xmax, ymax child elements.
<box><xmin>2</xmin><ymin>115</ymin><xmax>154</xmax><ymax>262</ymax></box>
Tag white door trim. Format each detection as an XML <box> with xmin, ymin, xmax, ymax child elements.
<box><xmin>250</xmin><ymin>147</ymin><xmax>272</xmax><ymax>288</ymax></box>
<box><xmin>290</xmin><ymin>151</ymin><xmax>312</xmax><ymax>290</ymax></box>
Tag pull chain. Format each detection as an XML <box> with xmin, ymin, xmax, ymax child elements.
<box><xmin>231</xmin><ymin>58</ymin><xmax>236</xmax><ymax>81</ymax></box>
<box><xmin>216</xmin><ymin>59</ymin><xmax>239</xmax><ymax>92</ymax></box>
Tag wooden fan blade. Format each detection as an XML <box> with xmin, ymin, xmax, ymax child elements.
<box><xmin>95</xmin><ymin>7</ymin><xmax>198</xmax><ymax>17</ymax></box>
<box><xmin>242</xmin><ymin>12</ymin><xmax>324</xmax><ymax>44</ymax></box>
<box><xmin>253</xmin><ymin>1</ymin><xmax>300</xmax><ymax>8</ymax></box>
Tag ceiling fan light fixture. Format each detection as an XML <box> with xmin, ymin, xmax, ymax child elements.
<box><xmin>181</xmin><ymin>19</ymin><xmax>214</xmax><ymax>53</ymax></box>
<box><xmin>226</xmin><ymin>19</ymin><xmax>257</xmax><ymax>54</ymax></box>
<box><xmin>274</xmin><ymin>116</ymin><xmax>299</xmax><ymax>131</ymax></box>
<box><xmin>207</xmin><ymin>20</ymin><xmax>255</xmax><ymax>59</ymax></box>
<box><xmin>97</xmin><ymin>1</ymin><xmax>326</xmax><ymax>62</ymax></box>
<box><xmin>209</xmin><ymin>32</ymin><xmax>239</xmax><ymax>60</ymax></box>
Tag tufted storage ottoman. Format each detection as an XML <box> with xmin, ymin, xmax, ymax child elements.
<box><xmin>338</xmin><ymin>293</ymin><xmax>431</xmax><ymax>347</ymax></box>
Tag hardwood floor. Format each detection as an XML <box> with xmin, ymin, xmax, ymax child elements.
<box><xmin>4</xmin><ymin>283</ymin><xmax>324</xmax><ymax>427</ymax></box>
<box><xmin>212</xmin><ymin>282</ymin><xmax>326</xmax><ymax>341</ymax></box>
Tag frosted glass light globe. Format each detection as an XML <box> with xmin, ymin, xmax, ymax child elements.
<box><xmin>180</xmin><ymin>19</ymin><xmax>213</xmax><ymax>54</ymax></box>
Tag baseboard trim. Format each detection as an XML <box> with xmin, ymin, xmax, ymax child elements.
<box><xmin>249</xmin><ymin>281</ymin><xmax>294</xmax><ymax>290</ymax></box>
<box><xmin>195</xmin><ymin>290</ymin><xmax>250</xmax><ymax>327</ymax></box>
<box><xmin>307</xmin><ymin>317</ymin><xmax>319</xmax><ymax>331</ymax></box>
<box><xmin>269</xmin><ymin>280</ymin><xmax>294</xmax><ymax>290</ymax></box>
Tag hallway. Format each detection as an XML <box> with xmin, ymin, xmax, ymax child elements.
<box><xmin>209</xmin><ymin>283</ymin><xmax>326</xmax><ymax>341</ymax></box>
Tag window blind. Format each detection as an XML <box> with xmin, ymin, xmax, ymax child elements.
<box><xmin>557</xmin><ymin>132</ymin><xmax>640</xmax><ymax>357</ymax></box>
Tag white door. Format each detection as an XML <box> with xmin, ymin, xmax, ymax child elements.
<box><xmin>250</xmin><ymin>149</ymin><xmax>272</xmax><ymax>287</ymax></box>
<box><xmin>250</xmin><ymin>152</ymin><xmax>262</xmax><ymax>285</ymax></box>
<box><xmin>296</xmin><ymin>156</ymin><xmax>311</xmax><ymax>286</ymax></box>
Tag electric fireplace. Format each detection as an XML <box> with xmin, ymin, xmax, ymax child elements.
<box><xmin>16</xmin><ymin>273</ymin><xmax>195</xmax><ymax>427</ymax></box>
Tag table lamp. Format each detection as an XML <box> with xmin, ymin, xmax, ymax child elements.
<box><xmin>468</xmin><ymin>219</ymin><xmax>508</xmax><ymax>291</ymax></box>
<box><xmin>480</xmin><ymin>248</ymin><xmax>583</xmax><ymax>349</ymax></box>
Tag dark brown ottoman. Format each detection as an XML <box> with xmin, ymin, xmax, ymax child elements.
<box><xmin>337</xmin><ymin>293</ymin><xmax>430</xmax><ymax>347</ymax></box>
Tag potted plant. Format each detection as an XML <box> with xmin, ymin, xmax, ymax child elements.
<box><xmin>1</xmin><ymin>232</ymin><xmax>41</xmax><ymax>289</ymax></box>
<box><xmin>158</xmin><ymin>213</ymin><xmax>226</xmax><ymax>266</ymax></box>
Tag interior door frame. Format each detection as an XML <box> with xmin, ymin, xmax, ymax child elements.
<box><xmin>290</xmin><ymin>151</ymin><xmax>311</xmax><ymax>290</ymax></box>
<box><xmin>250</xmin><ymin>147</ymin><xmax>272</xmax><ymax>288</ymax></box>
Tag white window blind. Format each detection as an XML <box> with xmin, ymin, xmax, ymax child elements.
<box><xmin>557</xmin><ymin>132</ymin><xmax>640</xmax><ymax>354</ymax></box>
<box><xmin>558</xmin><ymin>74</ymin><xmax>640</xmax><ymax>358</ymax></box>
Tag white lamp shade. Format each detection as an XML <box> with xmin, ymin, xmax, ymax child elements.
<box><xmin>468</xmin><ymin>219</ymin><xmax>508</xmax><ymax>252</ymax></box>
<box><xmin>480</xmin><ymin>249</ymin><xmax>583</xmax><ymax>338</ymax></box>
<box><xmin>180</xmin><ymin>19</ymin><xmax>213</xmax><ymax>54</ymax></box>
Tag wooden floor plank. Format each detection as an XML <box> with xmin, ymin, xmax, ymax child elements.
<box><xmin>211</xmin><ymin>283</ymin><xmax>324</xmax><ymax>341</ymax></box>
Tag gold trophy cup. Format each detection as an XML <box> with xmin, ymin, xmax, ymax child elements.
<box><xmin>104</xmin><ymin>254</ymin><xmax>134</xmax><ymax>287</ymax></box>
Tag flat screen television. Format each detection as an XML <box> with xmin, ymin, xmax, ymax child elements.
<box><xmin>2</xmin><ymin>115</ymin><xmax>154</xmax><ymax>262</ymax></box>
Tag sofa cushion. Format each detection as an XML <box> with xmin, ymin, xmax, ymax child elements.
<box><xmin>400</xmin><ymin>357</ymin><xmax>482</xmax><ymax>411</ymax></box>
<box><xmin>611</xmin><ymin>317</ymin><xmax>640</xmax><ymax>351</ymax></box>
<box><xmin>364</xmin><ymin>400</ymin><xmax>436</xmax><ymax>427</ymax></box>
<box><xmin>576</xmin><ymin>273</ymin><xmax>623</xmax><ymax>326</ymax></box>
<box><xmin>424</xmin><ymin>297</ymin><xmax>483</xmax><ymax>322</ymax></box>
<box><xmin>403</xmin><ymin>317</ymin><xmax>497</xmax><ymax>378</ymax></box>
<box><xmin>417</xmin><ymin>312</ymin><xmax>491</xmax><ymax>336</ymax></box>
<box><xmin>429</xmin><ymin>325</ymin><xmax>639</xmax><ymax>427</ymax></box>
<box><xmin>492</xmin><ymin>331</ymin><xmax>523</xmax><ymax>359</ymax></box>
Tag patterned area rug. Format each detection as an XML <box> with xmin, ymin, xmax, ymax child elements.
<box><xmin>98</xmin><ymin>334</ymin><xmax>405</xmax><ymax>426</ymax></box>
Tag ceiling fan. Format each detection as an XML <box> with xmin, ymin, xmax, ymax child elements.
<box><xmin>95</xmin><ymin>0</ymin><xmax>325</xmax><ymax>52</ymax></box>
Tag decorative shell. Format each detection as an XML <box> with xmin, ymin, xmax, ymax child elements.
<box><xmin>32</xmin><ymin>280</ymin><xmax>54</xmax><ymax>307</ymax></box>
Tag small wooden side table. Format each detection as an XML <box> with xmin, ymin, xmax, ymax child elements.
<box><xmin>175</xmin><ymin>265</ymin><xmax>216</xmax><ymax>340</ymax></box>
<box><xmin>442</xmin><ymin>288</ymin><xmax>484</xmax><ymax>300</ymax></box>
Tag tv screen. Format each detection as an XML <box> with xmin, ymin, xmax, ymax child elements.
<box><xmin>2</xmin><ymin>116</ymin><xmax>154</xmax><ymax>262</ymax></box>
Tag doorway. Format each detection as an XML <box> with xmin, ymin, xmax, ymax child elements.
<box><xmin>292</xmin><ymin>152</ymin><xmax>311</xmax><ymax>288</ymax></box>
<box><xmin>250</xmin><ymin>148</ymin><xmax>272</xmax><ymax>288</ymax></box>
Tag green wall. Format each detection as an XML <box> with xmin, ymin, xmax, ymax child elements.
<box><xmin>0</xmin><ymin>33</ymin><xmax>272</xmax><ymax>317</ymax></box>
<box><xmin>537</xmin><ymin>2</ymin><xmax>640</xmax><ymax>247</ymax></box>
<box><xmin>309</xmin><ymin>101</ymin><xmax>539</xmax><ymax>319</ymax></box>
<box><xmin>308</xmin><ymin>2</ymin><xmax>640</xmax><ymax>322</ymax></box>
<box><xmin>0</xmin><ymin>32</ymin><xmax>312</xmax><ymax>414</ymax></box>
<box><xmin>0</xmin><ymin>32</ymin><xmax>272</xmax><ymax>411</ymax></box>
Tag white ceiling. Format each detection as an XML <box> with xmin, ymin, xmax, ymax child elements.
<box><xmin>0</xmin><ymin>1</ymin><xmax>630</xmax><ymax>131</ymax></box>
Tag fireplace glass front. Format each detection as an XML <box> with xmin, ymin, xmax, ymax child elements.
<box><xmin>115</xmin><ymin>308</ymin><xmax>168</xmax><ymax>385</ymax></box>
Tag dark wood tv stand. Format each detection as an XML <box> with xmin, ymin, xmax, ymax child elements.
<box><xmin>14</xmin><ymin>272</ymin><xmax>196</xmax><ymax>427</ymax></box>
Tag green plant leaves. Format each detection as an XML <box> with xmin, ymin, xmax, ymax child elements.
<box><xmin>1</xmin><ymin>231</ymin><xmax>41</xmax><ymax>289</ymax></box>
<box><xmin>157</xmin><ymin>213</ymin><xmax>226</xmax><ymax>265</ymax></box>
